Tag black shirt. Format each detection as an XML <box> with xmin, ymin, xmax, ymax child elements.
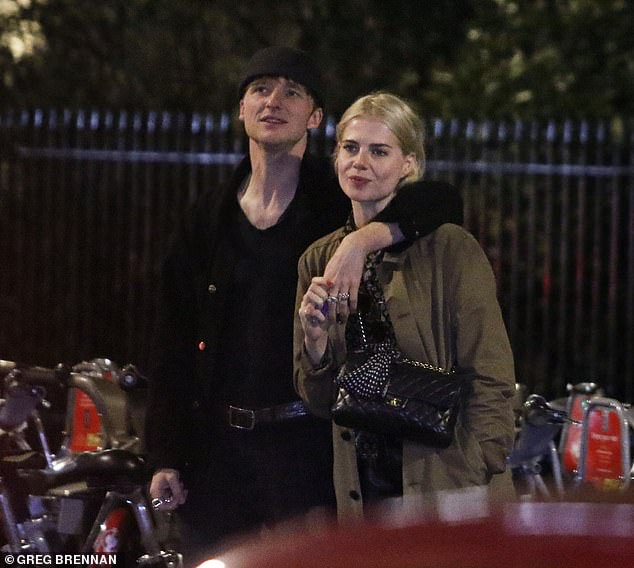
<box><xmin>217</xmin><ymin>192</ymin><xmax>311</xmax><ymax>407</ymax></box>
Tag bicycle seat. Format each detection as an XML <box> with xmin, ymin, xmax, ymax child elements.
<box><xmin>18</xmin><ymin>449</ymin><xmax>147</xmax><ymax>494</ymax></box>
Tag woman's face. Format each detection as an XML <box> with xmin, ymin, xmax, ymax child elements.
<box><xmin>336</xmin><ymin>117</ymin><xmax>414</xmax><ymax>221</ymax></box>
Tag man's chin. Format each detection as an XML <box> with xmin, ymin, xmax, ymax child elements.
<box><xmin>253</xmin><ymin>132</ymin><xmax>308</xmax><ymax>153</ymax></box>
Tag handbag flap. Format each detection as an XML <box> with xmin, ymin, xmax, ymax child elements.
<box><xmin>386</xmin><ymin>361</ymin><xmax>467</xmax><ymax>409</ymax></box>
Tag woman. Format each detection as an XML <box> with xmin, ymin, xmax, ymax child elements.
<box><xmin>294</xmin><ymin>92</ymin><xmax>516</xmax><ymax>519</ymax></box>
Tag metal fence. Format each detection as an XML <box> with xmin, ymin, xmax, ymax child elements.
<box><xmin>1</xmin><ymin>109</ymin><xmax>632</xmax><ymax>401</ymax></box>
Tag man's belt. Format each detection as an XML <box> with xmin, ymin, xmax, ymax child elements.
<box><xmin>221</xmin><ymin>400</ymin><xmax>310</xmax><ymax>431</ymax></box>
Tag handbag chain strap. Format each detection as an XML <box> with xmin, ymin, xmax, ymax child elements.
<box><xmin>343</xmin><ymin>216</ymin><xmax>452</xmax><ymax>376</ymax></box>
<box><xmin>398</xmin><ymin>358</ymin><xmax>454</xmax><ymax>374</ymax></box>
<box><xmin>362</xmin><ymin>249</ymin><xmax>398</xmax><ymax>347</ymax></box>
<box><xmin>343</xmin><ymin>215</ymin><xmax>397</xmax><ymax>347</ymax></box>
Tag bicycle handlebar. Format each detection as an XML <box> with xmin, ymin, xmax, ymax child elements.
<box><xmin>524</xmin><ymin>394</ymin><xmax>575</xmax><ymax>426</ymax></box>
<box><xmin>1</xmin><ymin>359</ymin><xmax>147</xmax><ymax>392</ymax></box>
<box><xmin>0</xmin><ymin>359</ymin><xmax>16</xmax><ymax>378</ymax></box>
<box><xmin>117</xmin><ymin>364</ymin><xmax>148</xmax><ymax>391</ymax></box>
<box><xmin>1</xmin><ymin>362</ymin><xmax>71</xmax><ymax>388</ymax></box>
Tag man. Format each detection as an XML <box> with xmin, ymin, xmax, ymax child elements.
<box><xmin>145</xmin><ymin>46</ymin><xmax>463</xmax><ymax>564</ymax></box>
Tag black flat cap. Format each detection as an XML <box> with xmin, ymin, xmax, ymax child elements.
<box><xmin>238</xmin><ymin>46</ymin><xmax>325</xmax><ymax>108</ymax></box>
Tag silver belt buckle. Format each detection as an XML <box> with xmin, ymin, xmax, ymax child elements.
<box><xmin>228</xmin><ymin>405</ymin><xmax>256</xmax><ymax>430</ymax></box>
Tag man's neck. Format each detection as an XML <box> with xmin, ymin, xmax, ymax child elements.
<box><xmin>238</xmin><ymin>139</ymin><xmax>307</xmax><ymax>230</ymax></box>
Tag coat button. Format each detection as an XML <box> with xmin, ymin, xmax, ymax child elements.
<box><xmin>192</xmin><ymin>400</ymin><xmax>200</xmax><ymax>410</ymax></box>
<box><xmin>349</xmin><ymin>490</ymin><xmax>360</xmax><ymax>501</ymax></box>
<box><xmin>198</xmin><ymin>341</ymin><xmax>206</xmax><ymax>351</ymax></box>
<box><xmin>341</xmin><ymin>430</ymin><xmax>352</xmax><ymax>441</ymax></box>
<box><xmin>208</xmin><ymin>283</ymin><xmax>217</xmax><ymax>294</ymax></box>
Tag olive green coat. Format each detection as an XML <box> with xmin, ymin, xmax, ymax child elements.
<box><xmin>294</xmin><ymin>223</ymin><xmax>516</xmax><ymax>519</ymax></box>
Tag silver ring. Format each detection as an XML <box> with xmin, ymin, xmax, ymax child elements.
<box><xmin>151</xmin><ymin>496</ymin><xmax>173</xmax><ymax>510</ymax></box>
<box><xmin>327</xmin><ymin>295</ymin><xmax>339</xmax><ymax>303</ymax></box>
<box><xmin>337</xmin><ymin>292</ymin><xmax>350</xmax><ymax>302</ymax></box>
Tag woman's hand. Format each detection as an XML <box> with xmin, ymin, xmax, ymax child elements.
<box><xmin>299</xmin><ymin>277</ymin><xmax>333</xmax><ymax>341</ymax></box>
<box><xmin>299</xmin><ymin>276</ymin><xmax>347</xmax><ymax>365</ymax></box>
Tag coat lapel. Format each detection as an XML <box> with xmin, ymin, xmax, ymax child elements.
<box><xmin>381</xmin><ymin>240</ymin><xmax>453</xmax><ymax>371</ymax></box>
<box><xmin>379</xmin><ymin>251</ymin><xmax>427</xmax><ymax>361</ymax></box>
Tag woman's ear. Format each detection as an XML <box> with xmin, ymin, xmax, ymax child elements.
<box><xmin>401</xmin><ymin>153</ymin><xmax>416</xmax><ymax>178</ymax></box>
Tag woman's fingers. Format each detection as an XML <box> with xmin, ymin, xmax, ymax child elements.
<box><xmin>300</xmin><ymin>276</ymin><xmax>352</xmax><ymax>329</ymax></box>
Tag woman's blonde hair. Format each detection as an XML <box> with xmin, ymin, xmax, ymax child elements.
<box><xmin>335</xmin><ymin>92</ymin><xmax>426</xmax><ymax>184</ymax></box>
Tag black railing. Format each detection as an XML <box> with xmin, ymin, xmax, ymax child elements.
<box><xmin>1</xmin><ymin>109</ymin><xmax>632</xmax><ymax>401</ymax></box>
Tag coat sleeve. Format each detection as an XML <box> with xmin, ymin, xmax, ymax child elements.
<box><xmin>443</xmin><ymin>227</ymin><xmax>516</xmax><ymax>474</ymax></box>
<box><xmin>144</xmin><ymin>220</ymin><xmax>198</xmax><ymax>473</ymax></box>
<box><xmin>373</xmin><ymin>180</ymin><xmax>464</xmax><ymax>240</ymax></box>
<box><xmin>293</xmin><ymin>243</ymin><xmax>342</xmax><ymax>420</ymax></box>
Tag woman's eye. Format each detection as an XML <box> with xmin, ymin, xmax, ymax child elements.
<box><xmin>372</xmin><ymin>148</ymin><xmax>388</xmax><ymax>157</ymax></box>
<box><xmin>342</xmin><ymin>143</ymin><xmax>357</xmax><ymax>153</ymax></box>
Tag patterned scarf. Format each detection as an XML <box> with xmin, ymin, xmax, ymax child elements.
<box><xmin>342</xmin><ymin>215</ymin><xmax>396</xmax><ymax>348</ymax></box>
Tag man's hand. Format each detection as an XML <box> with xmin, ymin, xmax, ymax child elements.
<box><xmin>149</xmin><ymin>468</ymin><xmax>188</xmax><ymax>511</ymax></box>
<box><xmin>322</xmin><ymin>232</ymin><xmax>366</xmax><ymax>311</ymax></box>
<box><xmin>323</xmin><ymin>222</ymin><xmax>402</xmax><ymax>310</ymax></box>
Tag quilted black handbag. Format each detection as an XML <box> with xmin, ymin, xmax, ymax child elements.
<box><xmin>330</xmin><ymin>272</ymin><xmax>470</xmax><ymax>448</ymax></box>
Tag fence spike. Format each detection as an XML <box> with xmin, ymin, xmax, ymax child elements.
<box><xmin>191</xmin><ymin>113</ymin><xmax>201</xmax><ymax>134</ymax></box>
<box><xmin>90</xmin><ymin>110</ymin><xmax>99</xmax><ymax>131</ymax></box>
<box><xmin>147</xmin><ymin>111</ymin><xmax>157</xmax><ymax>133</ymax></box>
<box><xmin>498</xmin><ymin>121</ymin><xmax>508</xmax><ymax>141</ymax></box>
<box><xmin>118</xmin><ymin>111</ymin><xmax>128</xmax><ymax>130</ymax></box>
<box><xmin>133</xmin><ymin>112</ymin><xmax>142</xmax><ymax>131</ymax></box>
<box><xmin>325</xmin><ymin>115</ymin><xmax>336</xmax><ymax>138</ymax></box>
<box><xmin>433</xmin><ymin>118</ymin><xmax>444</xmax><ymax>138</ymax></box>
<box><xmin>579</xmin><ymin>120</ymin><xmax>589</xmax><ymax>144</ymax></box>
<box><xmin>449</xmin><ymin>118</ymin><xmax>459</xmax><ymax>138</ymax></box>
<box><xmin>563</xmin><ymin>120</ymin><xmax>572</xmax><ymax>144</ymax></box>
<box><xmin>76</xmin><ymin>110</ymin><xmax>85</xmax><ymax>130</ymax></box>
<box><xmin>465</xmin><ymin>119</ymin><xmax>475</xmax><ymax>140</ymax></box>
<box><xmin>480</xmin><ymin>120</ymin><xmax>491</xmax><ymax>142</ymax></box>
<box><xmin>104</xmin><ymin>111</ymin><xmax>113</xmax><ymax>129</ymax></box>
<box><xmin>33</xmin><ymin>109</ymin><xmax>43</xmax><ymax>128</ymax></box>
<box><xmin>160</xmin><ymin>111</ymin><xmax>171</xmax><ymax>130</ymax></box>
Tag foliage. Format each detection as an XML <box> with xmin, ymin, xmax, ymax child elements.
<box><xmin>424</xmin><ymin>0</ymin><xmax>634</xmax><ymax>118</ymax></box>
<box><xmin>0</xmin><ymin>0</ymin><xmax>632</xmax><ymax>118</ymax></box>
<box><xmin>1</xmin><ymin>0</ymin><xmax>254</xmax><ymax>110</ymax></box>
